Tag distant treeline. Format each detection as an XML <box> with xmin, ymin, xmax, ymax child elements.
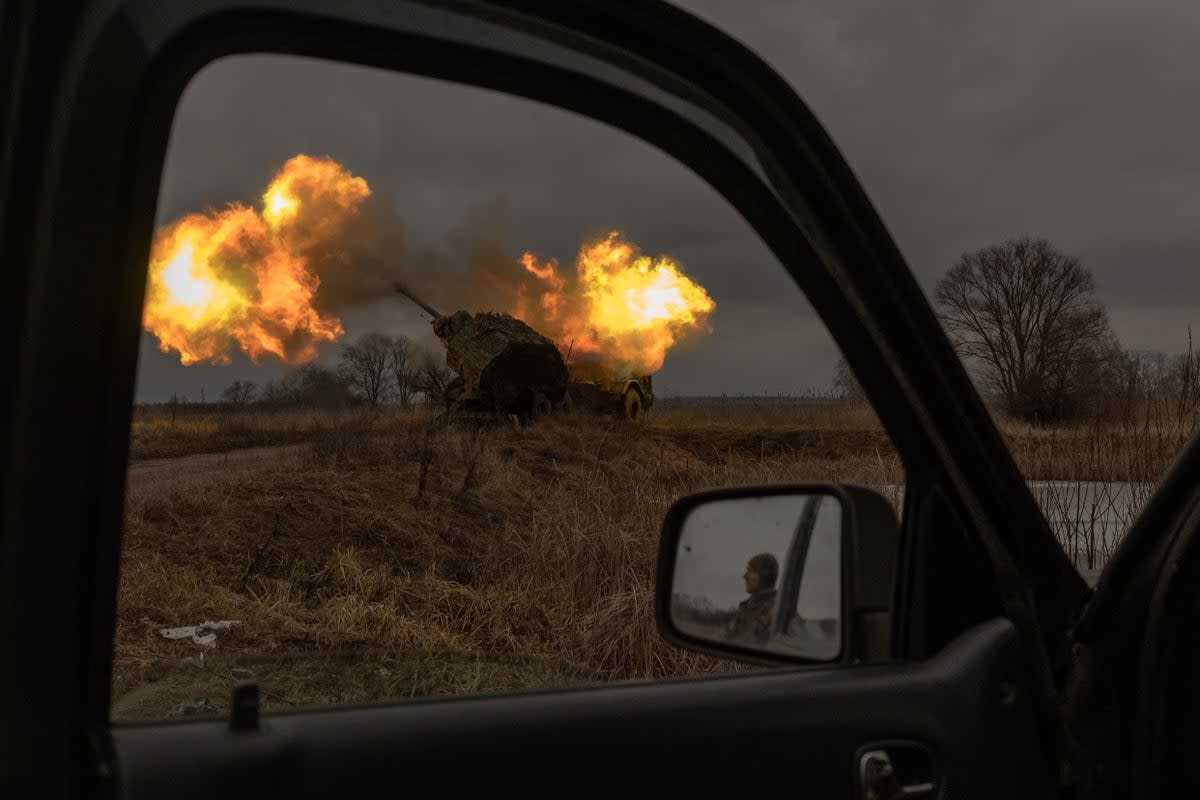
<box><xmin>149</xmin><ymin>235</ymin><xmax>1200</xmax><ymax>429</ymax></box>
<box><xmin>145</xmin><ymin>333</ymin><xmax>451</xmax><ymax>414</ymax></box>
<box><xmin>835</xmin><ymin>236</ymin><xmax>1200</xmax><ymax>426</ymax></box>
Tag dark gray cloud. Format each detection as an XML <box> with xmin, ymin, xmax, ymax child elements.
<box><xmin>136</xmin><ymin>1</ymin><xmax>1198</xmax><ymax>402</ymax></box>
<box><xmin>680</xmin><ymin>1</ymin><xmax>1200</xmax><ymax>317</ymax></box>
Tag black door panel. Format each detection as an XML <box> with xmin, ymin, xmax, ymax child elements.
<box><xmin>110</xmin><ymin>619</ymin><xmax>1040</xmax><ymax>798</ymax></box>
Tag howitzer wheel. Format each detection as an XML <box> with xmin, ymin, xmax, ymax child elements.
<box><xmin>623</xmin><ymin>387</ymin><xmax>643</xmax><ymax>422</ymax></box>
<box><xmin>516</xmin><ymin>390</ymin><xmax>553</xmax><ymax>428</ymax></box>
<box><xmin>531</xmin><ymin>391</ymin><xmax>553</xmax><ymax>419</ymax></box>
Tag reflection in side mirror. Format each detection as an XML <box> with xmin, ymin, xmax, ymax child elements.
<box><xmin>668</xmin><ymin>492</ymin><xmax>842</xmax><ymax>662</ymax></box>
<box><xmin>657</xmin><ymin>483</ymin><xmax>899</xmax><ymax>666</ymax></box>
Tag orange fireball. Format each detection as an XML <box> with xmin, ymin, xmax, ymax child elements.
<box><xmin>519</xmin><ymin>231</ymin><xmax>715</xmax><ymax>374</ymax></box>
<box><xmin>143</xmin><ymin>155</ymin><xmax>368</xmax><ymax>365</ymax></box>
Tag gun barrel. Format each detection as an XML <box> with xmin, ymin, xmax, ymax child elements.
<box><xmin>392</xmin><ymin>281</ymin><xmax>442</xmax><ymax>320</ymax></box>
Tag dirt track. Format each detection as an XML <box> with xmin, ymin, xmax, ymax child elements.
<box><xmin>124</xmin><ymin>444</ymin><xmax>307</xmax><ymax>500</ymax></box>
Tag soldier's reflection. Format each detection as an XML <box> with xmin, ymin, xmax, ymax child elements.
<box><xmin>725</xmin><ymin>553</ymin><xmax>779</xmax><ymax>645</ymax></box>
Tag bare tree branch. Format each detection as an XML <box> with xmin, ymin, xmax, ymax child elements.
<box><xmin>388</xmin><ymin>335</ymin><xmax>419</xmax><ymax>409</ymax></box>
<box><xmin>413</xmin><ymin>349</ymin><xmax>453</xmax><ymax>405</ymax></box>
<box><xmin>220</xmin><ymin>380</ymin><xmax>257</xmax><ymax>408</ymax></box>
<box><xmin>338</xmin><ymin>332</ymin><xmax>392</xmax><ymax>408</ymax></box>
<box><xmin>935</xmin><ymin>237</ymin><xmax>1116</xmax><ymax>422</ymax></box>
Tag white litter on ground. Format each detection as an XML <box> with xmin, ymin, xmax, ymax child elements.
<box><xmin>159</xmin><ymin>620</ymin><xmax>241</xmax><ymax>648</ymax></box>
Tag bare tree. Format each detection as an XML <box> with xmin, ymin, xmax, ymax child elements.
<box><xmin>259</xmin><ymin>378</ymin><xmax>291</xmax><ymax>408</ymax></box>
<box><xmin>1100</xmin><ymin>349</ymin><xmax>1174</xmax><ymax>418</ymax></box>
<box><xmin>413</xmin><ymin>350</ymin><xmax>453</xmax><ymax>405</ymax></box>
<box><xmin>260</xmin><ymin>364</ymin><xmax>355</xmax><ymax>410</ymax></box>
<box><xmin>388</xmin><ymin>335</ymin><xmax>419</xmax><ymax>408</ymax></box>
<box><xmin>1166</xmin><ymin>327</ymin><xmax>1200</xmax><ymax>424</ymax></box>
<box><xmin>338</xmin><ymin>332</ymin><xmax>392</xmax><ymax>408</ymax></box>
<box><xmin>296</xmin><ymin>364</ymin><xmax>356</xmax><ymax>410</ymax></box>
<box><xmin>220</xmin><ymin>379</ymin><xmax>257</xmax><ymax>408</ymax></box>
<box><xmin>935</xmin><ymin>237</ymin><xmax>1116</xmax><ymax>422</ymax></box>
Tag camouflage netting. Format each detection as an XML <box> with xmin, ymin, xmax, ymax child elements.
<box><xmin>434</xmin><ymin>311</ymin><xmax>569</xmax><ymax>411</ymax></box>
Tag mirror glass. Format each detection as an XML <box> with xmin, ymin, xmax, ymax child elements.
<box><xmin>669</xmin><ymin>492</ymin><xmax>842</xmax><ymax>661</ymax></box>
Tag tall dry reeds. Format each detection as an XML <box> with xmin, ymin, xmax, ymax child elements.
<box><xmin>129</xmin><ymin>406</ymin><xmax>434</xmax><ymax>460</ymax></box>
<box><xmin>114</xmin><ymin>394</ymin><xmax>1198</xmax><ymax>721</ymax></box>
<box><xmin>998</xmin><ymin>386</ymin><xmax>1200</xmax><ymax>571</ymax></box>
<box><xmin>114</xmin><ymin>408</ymin><xmax>902</xmax><ymax>719</ymax></box>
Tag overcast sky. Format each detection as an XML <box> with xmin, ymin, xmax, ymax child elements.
<box><xmin>135</xmin><ymin>0</ymin><xmax>1200</xmax><ymax>402</ymax></box>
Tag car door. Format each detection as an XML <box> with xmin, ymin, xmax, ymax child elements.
<box><xmin>0</xmin><ymin>1</ymin><xmax>1090</xmax><ymax>797</ymax></box>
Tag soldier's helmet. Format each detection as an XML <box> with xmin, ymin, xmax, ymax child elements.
<box><xmin>748</xmin><ymin>553</ymin><xmax>779</xmax><ymax>589</ymax></box>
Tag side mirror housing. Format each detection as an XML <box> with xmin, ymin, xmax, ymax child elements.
<box><xmin>655</xmin><ymin>483</ymin><xmax>899</xmax><ymax>666</ymax></box>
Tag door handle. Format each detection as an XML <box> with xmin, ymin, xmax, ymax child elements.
<box><xmin>859</xmin><ymin>748</ymin><xmax>936</xmax><ymax>800</ymax></box>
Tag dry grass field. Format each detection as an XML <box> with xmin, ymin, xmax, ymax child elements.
<box><xmin>129</xmin><ymin>407</ymin><xmax>340</xmax><ymax>460</ymax></box>
<box><xmin>113</xmin><ymin>399</ymin><xmax>1196</xmax><ymax>721</ymax></box>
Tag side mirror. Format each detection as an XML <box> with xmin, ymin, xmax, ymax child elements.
<box><xmin>655</xmin><ymin>483</ymin><xmax>899</xmax><ymax>666</ymax></box>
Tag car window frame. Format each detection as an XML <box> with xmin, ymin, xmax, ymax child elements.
<box><xmin>1</xmin><ymin>0</ymin><xmax>1088</xmax><ymax>785</ymax></box>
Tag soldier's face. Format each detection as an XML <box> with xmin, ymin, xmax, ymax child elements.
<box><xmin>743</xmin><ymin>566</ymin><xmax>761</xmax><ymax>593</ymax></box>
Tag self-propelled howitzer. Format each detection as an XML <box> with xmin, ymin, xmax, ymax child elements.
<box><xmin>393</xmin><ymin>281</ymin><xmax>570</xmax><ymax>423</ymax></box>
